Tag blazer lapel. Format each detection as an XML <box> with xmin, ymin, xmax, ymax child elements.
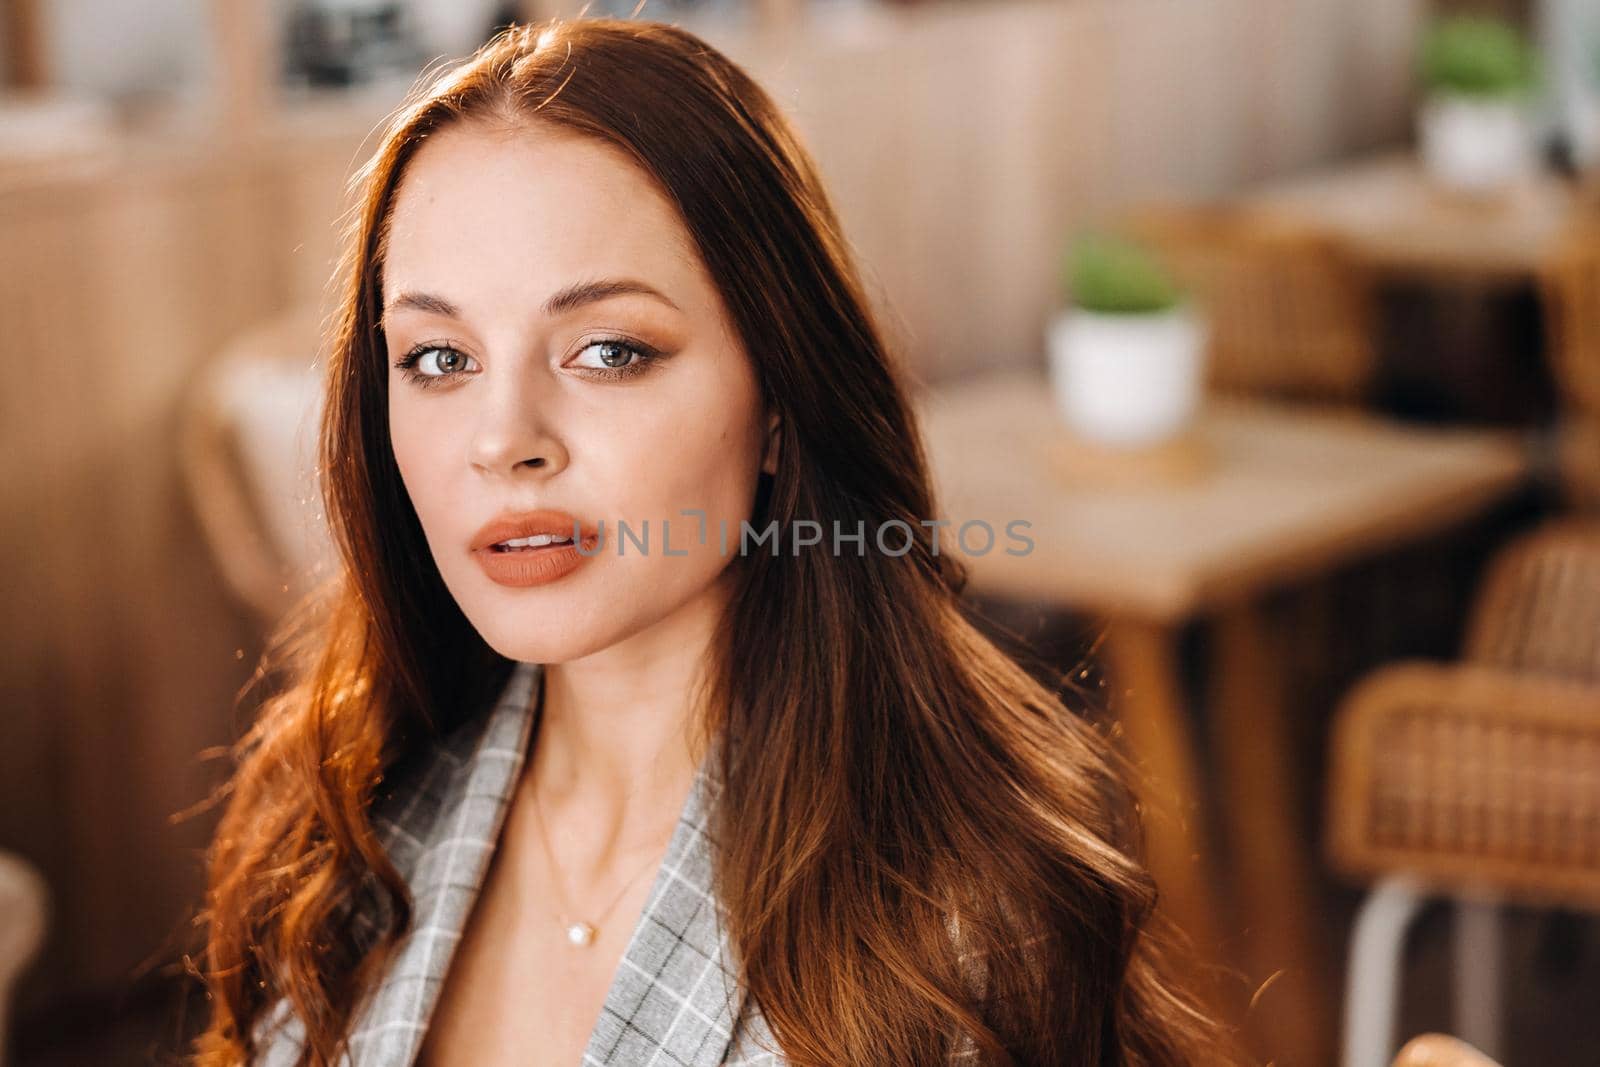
<box><xmin>578</xmin><ymin>732</ymin><xmax>748</xmax><ymax>1067</ymax></box>
<box><xmin>344</xmin><ymin>657</ymin><xmax>542</xmax><ymax>1067</ymax></box>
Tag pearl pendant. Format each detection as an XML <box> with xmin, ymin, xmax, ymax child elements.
<box><xmin>566</xmin><ymin>921</ymin><xmax>597</xmax><ymax>947</ymax></box>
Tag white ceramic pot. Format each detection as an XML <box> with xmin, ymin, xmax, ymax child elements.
<box><xmin>1417</xmin><ymin>93</ymin><xmax>1535</xmax><ymax>193</ymax></box>
<box><xmin>1046</xmin><ymin>304</ymin><xmax>1207</xmax><ymax>448</ymax></box>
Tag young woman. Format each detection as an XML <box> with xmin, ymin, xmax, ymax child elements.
<box><xmin>192</xmin><ymin>17</ymin><xmax>1232</xmax><ymax>1067</ymax></box>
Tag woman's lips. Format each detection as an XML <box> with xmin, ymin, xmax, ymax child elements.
<box><xmin>473</xmin><ymin>534</ymin><xmax>598</xmax><ymax>587</ymax></box>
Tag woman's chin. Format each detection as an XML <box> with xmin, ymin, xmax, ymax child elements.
<box><xmin>475</xmin><ymin>627</ymin><xmax>606</xmax><ymax>667</ymax></box>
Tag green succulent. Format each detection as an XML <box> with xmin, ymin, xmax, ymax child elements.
<box><xmin>1419</xmin><ymin>15</ymin><xmax>1541</xmax><ymax>98</ymax></box>
<box><xmin>1063</xmin><ymin>233</ymin><xmax>1182</xmax><ymax>315</ymax></box>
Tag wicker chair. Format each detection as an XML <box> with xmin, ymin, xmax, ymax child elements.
<box><xmin>177</xmin><ymin>304</ymin><xmax>336</xmax><ymax>626</ymax></box>
<box><xmin>1327</xmin><ymin>519</ymin><xmax>1600</xmax><ymax>1067</ymax></box>
<box><xmin>1117</xmin><ymin>201</ymin><xmax>1379</xmax><ymax>406</ymax></box>
<box><xmin>1537</xmin><ymin>226</ymin><xmax>1600</xmax><ymax>512</ymax></box>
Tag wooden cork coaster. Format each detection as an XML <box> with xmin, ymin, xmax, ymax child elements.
<box><xmin>1040</xmin><ymin>425</ymin><xmax>1214</xmax><ymax>489</ymax></box>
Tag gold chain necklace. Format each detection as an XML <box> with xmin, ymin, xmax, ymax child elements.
<box><xmin>529</xmin><ymin>785</ymin><xmax>672</xmax><ymax>948</ymax></box>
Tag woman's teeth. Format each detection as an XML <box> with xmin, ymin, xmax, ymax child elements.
<box><xmin>495</xmin><ymin>533</ymin><xmax>574</xmax><ymax>551</ymax></box>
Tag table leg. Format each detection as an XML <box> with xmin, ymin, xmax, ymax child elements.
<box><xmin>1209</xmin><ymin>604</ymin><xmax>1335</xmax><ymax>1067</ymax></box>
<box><xmin>1101</xmin><ymin>620</ymin><xmax>1230</xmax><ymax>996</ymax></box>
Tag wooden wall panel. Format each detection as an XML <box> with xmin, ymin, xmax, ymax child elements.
<box><xmin>0</xmin><ymin>154</ymin><xmax>286</xmax><ymax>1005</ymax></box>
<box><xmin>707</xmin><ymin>0</ymin><xmax>1427</xmax><ymax>381</ymax></box>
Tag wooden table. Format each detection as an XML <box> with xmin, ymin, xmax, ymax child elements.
<box><xmin>1239</xmin><ymin>150</ymin><xmax>1582</xmax><ymax>425</ymax></box>
<box><xmin>913</xmin><ymin>369</ymin><xmax>1530</xmax><ymax>1065</ymax></box>
<box><xmin>1240</xmin><ymin>150</ymin><xmax>1580</xmax><ymax>282</ymax></box>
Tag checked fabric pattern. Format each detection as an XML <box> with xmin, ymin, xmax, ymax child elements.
<box><xmin>252</xmin><ymin>659</ymin><xmax>786</xmax><ymax>1066</ymax></box>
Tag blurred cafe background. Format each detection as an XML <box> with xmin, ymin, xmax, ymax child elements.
<box><xmin>2</xmin><ymin>0</ymin><xmax>1599</xmax><ymax>1064</ymax></box>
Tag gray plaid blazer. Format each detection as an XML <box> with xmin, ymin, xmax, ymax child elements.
<box><xmin>252</xmin><ymin>659</ymin><xmax>789</xmax><ymax>1066</ymax></box>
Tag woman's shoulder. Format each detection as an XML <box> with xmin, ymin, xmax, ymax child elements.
<box><xmin>250</xmin><ymin>997</ymin><xmax>325</xmax><ymax>1066</ymax></box>
<box><xmin>246</xmin><ymin>662</ymin><xmax>543</xmax><ymax>1065</ymax></box>
<box><xmin>369</xmin><ymin>661</ymin><xmax>541</xmax><ymax>860</ymax></box>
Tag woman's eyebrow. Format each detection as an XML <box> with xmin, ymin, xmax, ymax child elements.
<box><xmin>382</xmin><ymin>278</ymin><xmax>681</xmax><ymax>325</ymax></box>
<box><xmin>544</xmin><ymin>278</ymin><xmax>682</xmax><ymax>315</ymax></box>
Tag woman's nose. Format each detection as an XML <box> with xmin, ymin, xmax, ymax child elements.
<box><xmin>466</xmin><ymin>378</ymin><xmax>570</xmax><ymax>479</ymax></box>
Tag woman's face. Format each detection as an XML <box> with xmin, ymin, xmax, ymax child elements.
<box><xmin>381</xmin><ymin>120</ymin><xmax>777</xmax><ymax>665</ymax></box>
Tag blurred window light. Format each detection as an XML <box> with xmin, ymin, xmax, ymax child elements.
<box><xmin>41</xmin><ymin>0</ymin><xmax>206</xmax><ymax>102</ymax></box>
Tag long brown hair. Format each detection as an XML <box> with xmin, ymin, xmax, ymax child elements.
<box><xmin>193</xmin><ymin>17</ymin><xmax>1234</xmax><ymax>1065</ymax></box>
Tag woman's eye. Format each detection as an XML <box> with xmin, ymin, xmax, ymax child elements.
<box><xmin>393</xmin><ymin>345</ymin><xmax>476</xmax><ymax>386</ymax></box>
<box><xmin>570</xmin><ymin>338</ymin><xmax>661</xmax><ymax>378</ymax></box>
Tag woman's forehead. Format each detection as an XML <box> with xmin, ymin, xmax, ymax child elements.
<box><xmin>382</xmin><ymin>121</ymin><xmax>703</xmax><ymax>304</ymax></box>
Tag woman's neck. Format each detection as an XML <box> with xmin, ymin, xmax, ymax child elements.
<box><xmin>519</xmin><ymin>581</ymin><xmax>725</xmax><ymax>878</ymax></box>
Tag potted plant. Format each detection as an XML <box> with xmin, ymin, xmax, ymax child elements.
<box><xmin>1045</xmin><ymin>233</ymin><xmax>1207</xmax><ymax>449</ymax></box>
<box><xmin>1416</xmin><ymin>15</ymin><xmax>1542</xmax><ymax>194</ymax></box>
